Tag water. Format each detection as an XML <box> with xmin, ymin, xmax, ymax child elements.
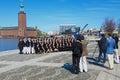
<box><xmin>0</xmin><ymin>38</ymin><xmax>18</xmax><ymax>51</ymax></box>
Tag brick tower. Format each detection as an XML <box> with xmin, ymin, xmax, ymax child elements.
<box><xmin>18</xmin><ymin>1</ymin><xmax>26</xmax><ymax>37</ymax></box>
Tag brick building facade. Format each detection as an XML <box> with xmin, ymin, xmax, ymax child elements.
<box><xmin>0</xmin><ymin>2</ymin><xmax>37</xmax><ymax>37</ymax></box>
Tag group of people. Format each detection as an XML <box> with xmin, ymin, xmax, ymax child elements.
<box><xmin>72</xmin><ymin>33</ymin><xmax>88</xmax><ymax>74</ymax></box>
<box><xmin>71</xmin><ymin>33</ymin><xmax>119</xmax><ymax>74</ymax></box>
<box><xmin>18</xmin><ymin>35</ymin><xmax>75</xmax><ymax>54</ymax></box>
<box><xmin>97</xmin><ymin>33</ymin><xmax>119</xmax><ymax>70</ymax></box>
<box><xmin>18</xmin><ymin>33</ymin><xmax>119</xmax><ymax>74</ymax></box>
<box><xmin>18</xmin><ymin>34</ymin><xmax>88</xmax><ymax>74</ymax></box>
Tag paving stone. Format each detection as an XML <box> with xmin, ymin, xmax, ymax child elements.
<box><xmin>0</xmin><ymin>41</ymin><xmax>119</xmax><ymax>80</ymax></box>
<box><xmin>0</xmin><ymin>64</ymin><xmax>8</xmax><ymax>68</ymax></box>
<box><xmin>0</xmin><ymin>53</ymin><xmax>47</xmax><ymax>61</ymax></box>
<box><xmin>0</xmin><ymin>66</ymin><xmax>100</xmax><ymax>80</ymax></box>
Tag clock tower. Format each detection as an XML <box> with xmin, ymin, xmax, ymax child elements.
<box><xmin>18</xmin><ymin>0</ymin><xmax>26</xmax><ymax>37</ymax></box>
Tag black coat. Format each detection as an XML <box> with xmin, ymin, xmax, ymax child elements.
<box><xmin>98</xmin><ymin>36</ymin><xmax>107</xmax><ymax>50</ymax></box>
<box><xmin>113</xmin><ymin>36</ymin><xmax>119</xmax><ymax>49</ymax></box>
<box><xmin>18</xmin><ymin>41</ymin><xmax>24</xmax><ymax>50</ymax></box>
<box><xmin>72</xmin><ymin>40</ymin><xmax>83</xmax><ymax>57</ymax></box>
<box><xmin>26</xmin><ymin>40</ymin><xmax>34</xmax><ymax>47</ymax></box>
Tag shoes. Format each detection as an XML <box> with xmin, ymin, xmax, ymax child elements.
<box><xmin>79</xmin><ymin>70</ymin><xmax>87</xmax><ymax>73</ymax></box>
<box><xmin>98</xmin><ymin>61</ymin><xmax>106</xmax><ymax>65</ymax></box>
<box><xmin>74</xmin><ymin>72</ymin><xmax>79</xmax><ymax>74</ymax></box>
<box><xmin>74</xmin><ymin>71</ymin><xmax>79</xmax><ymax>74</ymax></box>
<box><xmin>83</xmin><ymin>70</ymin><xmax>87</xmax><ymax>73</ymax></box>
<box><xmin>102</xmin><ymin>61</ymin><xmax>106</xmax><ymax>63</ymax></box>
<box><xmin>98</xmin><ymin>61</ymin><xmax>103</xmax><ymax>64</ymax></box>
<box><xmin>114</xmin><ymin>62</ymin><xmax>119</xmax><ymax>64</ymax></box>
<box><xmin>106</xmin><ymin>68</ymin><xmax>113</xmax><ymax>70</ymax></box>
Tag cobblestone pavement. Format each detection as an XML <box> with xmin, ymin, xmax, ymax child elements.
<box><xmin>0</xmin><ymin>42</ymin><xmax>120</xmax><ymax>80</ymax></box>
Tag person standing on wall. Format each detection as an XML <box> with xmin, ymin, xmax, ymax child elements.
<box><xmin>106</xmin><ymin>33</ymin><xmax>115</xmax><ymax>70</ymax></box>
<box><xmin>72</xmin><ymin>36</ymin><xmax>83</xmax><ymax>74</ymax></box>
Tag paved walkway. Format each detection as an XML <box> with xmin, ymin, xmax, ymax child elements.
<box><xmin>0</xmin><ymin>42</ymin><xmax>120</xmax><ymax>80</ymax></box>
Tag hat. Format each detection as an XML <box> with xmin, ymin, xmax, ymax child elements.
<box><xmin>73</xmin><ymin>33</ymin><xmax>80</xmax><ymax>39</ymax></box>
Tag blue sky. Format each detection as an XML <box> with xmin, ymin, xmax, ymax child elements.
<box><xmin>0</xmin><ymin>0</ymin><xmax>120</xmax><ymax>32</ymax></box>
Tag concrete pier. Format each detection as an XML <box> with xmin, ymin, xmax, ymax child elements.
<box><xmin>0</xmin><ymin>42</ymin><xmax>120</xmax><ymax>80</ymax></box>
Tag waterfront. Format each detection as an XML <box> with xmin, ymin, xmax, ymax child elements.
<box><xmin>0</xmin><ymin>42</ymin><xmax>119</xmax><ymax>80</ymax></box>
<box><xmin>0</xmin><ymin>38</ymin><xmax>18</xmax><ymax>51</ymax></box>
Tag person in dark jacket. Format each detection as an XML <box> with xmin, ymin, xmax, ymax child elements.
<box><xmin>26</xmin><ymin>38</ymin><xmax>32</xmax><ymax>54</ymax></box>
<box><xmin>97</xmin><ymin>34</ymin><xmax>107</xmax><ymax>63</ymax></box>
<box><xmin>18</xmin><ymin>38</ymin><xmax>24</xmax><ymax>54</ymax></box>
<box><xmin>112</xmin><ymin>33</ymin><xmax>119</xmax><ymax>63</ymax></box>
<box><xmin>72</xmin><ymin>37</ymin><xmax>83</xmax><ymax>74</ymax></box>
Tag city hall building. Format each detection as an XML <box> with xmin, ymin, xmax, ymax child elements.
<box><xmin>0</xmin><ymin>2</ymin><xmax>37</xmax><ymax>37</ymax></box>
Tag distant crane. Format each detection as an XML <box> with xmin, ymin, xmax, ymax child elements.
<box><xmin>81</xmin><ymin>24</ymin><xmax>88</xmax><ymax>32</ymax></box>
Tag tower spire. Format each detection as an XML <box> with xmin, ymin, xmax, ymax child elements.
<box><xmin>20</xmin><ymin>0</ymin><xmax>24</xmax><ymax>12</ymax></box>
<box><xmin>18</xmin><ymin>0</ymin><xmax>26</xmax><ymax>37</ymax></box>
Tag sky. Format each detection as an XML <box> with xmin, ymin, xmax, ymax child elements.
<box><xmin>0</xmin><ymin>0</ymin><xmax>120</xmax><ymax>32</ymax></box>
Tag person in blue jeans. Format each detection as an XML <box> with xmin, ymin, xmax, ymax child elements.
<box><xmin>97</xmin><ymin>34</ymin><xmax>107</xmax><ymax>63</ymax></box>
<box><xmin>106</xmin><ymin>33</ymin><xmax>115</xmax><ymax>70</ymax></box>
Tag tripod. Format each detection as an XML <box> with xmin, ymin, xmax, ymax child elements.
<box><xmin>92</xmin><ymin>43</ymin><xmax>98</xmax><ymax>58</ymax></box>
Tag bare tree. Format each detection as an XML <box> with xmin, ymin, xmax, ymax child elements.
<box><xmin>102</xmin><ymin>18</ymin><xmax>115</xmax><ymax>33</ymax></box>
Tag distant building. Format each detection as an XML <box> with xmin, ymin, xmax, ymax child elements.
<box><xmin>60</xmin><ymin>24</ymin><xmax>80</xmax><ymax>34</ymax></box>
<box><xmin>87</xmin><ymin>28</ymin><xmax>100</xmax><ymax>36</ymax></box>
<box><xmin>47</xmin><ymin>31</ymin><xmax>59</xmax><ymax>35</ymax></box>
<box><xmin>0</xmin><ymin>1</ymin><xmax>37</xmax><ymax>37</ymax></box>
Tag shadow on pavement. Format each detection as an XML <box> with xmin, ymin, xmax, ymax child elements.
<box><xmin>87</xmin><ymin>57</ymin><xmax>107</xmax><ymax>68</ymax></box>
<box><xmin>87</xmin><ymin>57</ymin><xmax>97</xmax><ymax>62</ymax></box>
<box><xmin>61</xmin><ymin>63</ymin><xmax>74</xmax><ymax>73</ymax></box>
